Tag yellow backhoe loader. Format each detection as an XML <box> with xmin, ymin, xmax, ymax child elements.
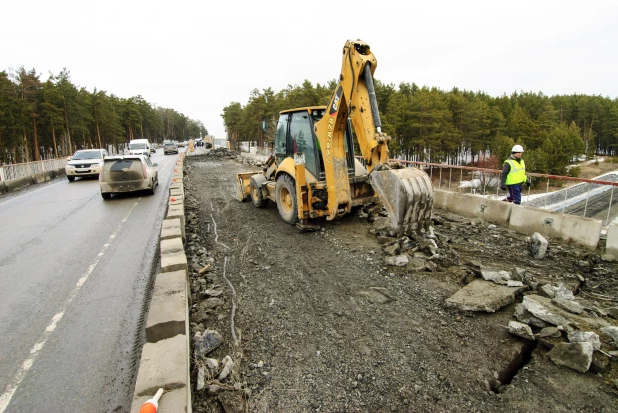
<box><xmin>236</xmin><ymin>39</ymin><xmax>434</xmax><ymax>233</ymax></box>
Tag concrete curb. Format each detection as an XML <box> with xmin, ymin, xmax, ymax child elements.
<box><xmin>131</xmin><ymin>153</ymin><xmax>192</xmax><ymax>413</ymax></box>
<box><xmin>434</xmin><ymin>189</ymin><xmax>603</xmax><ymax>251</ymax></box>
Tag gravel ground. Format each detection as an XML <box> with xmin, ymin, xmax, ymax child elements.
<box><xmin>182</xmin><ymin>152</ymin><xmax>618</xmax><ymax>413</ymax></box>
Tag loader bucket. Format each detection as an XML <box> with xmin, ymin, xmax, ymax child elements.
<box><xmin>369</xmin><ymin>167</ymin><xmax>434</xmax><ymax>231</ymax></box>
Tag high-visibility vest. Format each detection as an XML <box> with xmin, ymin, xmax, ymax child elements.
<box><xmin>504</xmin><ymin>159</ymin><xmax>526</xmax><ymax>185</ymax></box>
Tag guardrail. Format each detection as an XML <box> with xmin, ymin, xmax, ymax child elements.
<box><xmin>0</xmin><ymin>158</ymin><xmax>68</xmax><ymax>181</ymax></box>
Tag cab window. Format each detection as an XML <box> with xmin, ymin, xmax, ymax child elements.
<box><xmin>290</xmin><ymin>111</ymin><xmax>317</xmax><ymax>178</ymax></box>
<box><xmin>274</xmin><ymin>114</ymin><xmax>288</xmax><ymax>164</ymax></box>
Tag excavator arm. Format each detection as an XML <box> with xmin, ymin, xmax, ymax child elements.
<box><xmin>314</xmin><ymin>39</ymin><xmax>433</xmax><ymax>231</ymax></box>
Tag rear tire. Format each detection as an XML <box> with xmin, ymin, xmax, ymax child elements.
<box><xmin>148</xmin><ymin>180</ymin><xmax>156</xmax><ymax>195</ymax></box>
<box><xmin>276</xmin><ymin>174</ymin><xmax>298</xmax><ymax>225</ymax></box>
<box><xmin>67</xmin><ymin>176</ymin><xmax>75</xmax><ymax>182</ymax></box>
<box><xmin>250</xmin><ymin>178</ymin><xmax>268</xmax><ymax>208</ymax></box>
<box><xmin>101</xmin><ymin>192</ymin><xmax>111</xmax><ymax>200</ymax></box>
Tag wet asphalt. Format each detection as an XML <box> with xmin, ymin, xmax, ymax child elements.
<box><xmin>0</xmin><ymin>149</ymin><xmax>182</xmax><ymax>412</ymax></box>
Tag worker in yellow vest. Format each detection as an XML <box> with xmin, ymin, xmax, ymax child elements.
<box><xmin>500</xmin><ymin>144</ymin><xmax>529</xmax><ymax>204</ymax></box>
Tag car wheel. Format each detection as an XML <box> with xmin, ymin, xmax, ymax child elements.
<box><xmin>148</xmin><ymin>180</ymin><xmax>156</xmax><ymax>195</ymax></box>
<box><xmin>250</xmin><ymin>178</ymin><xmax>268</xmax><ymax>208</ymax></box>
<box><xmin>67</xmin><ymin>176</ymin><xmax>75</xmax><ymax>182</ymax></box>
<box><xmin>275</xmin><ymin>174</ymin><xmax>298</xmax><ymax>224</ymax></box>
<box><xmin>101</xmin><ymin>192</ymin><xmax>111</xmax><ymax>200</ymax></box>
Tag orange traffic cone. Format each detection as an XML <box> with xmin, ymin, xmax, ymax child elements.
<box><xmin>139</xmin><ymin>388</ymin><xmax>164</xmax><ymax>413</ymax></box>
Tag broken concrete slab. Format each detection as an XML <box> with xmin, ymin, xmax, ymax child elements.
<box><xmin>508</xmin><ymin>320</ymin><xmax>535</xmax><ymax>340</ymax></box>
<box><xmin>552</xmin><ymin>298</ymin><xmax>584</xmax><ymax>315</ymax></box>
<box><xmin>480</xmin><ymin>267</ymin><xmax>511</xmax><ymax>283</ymax></box>
<box><xmin>514</xmin><ymin>303</ymin><xmax>550</xmax><ymax>328</ymax></box>
<box><xmin>522</xmin><ymin>295</ymin><xmax>611</xmax><ymax>332</ymax></box>
<box><xmin>547</xmin><ymin>342</ymin><xmax>594</xmax><ymax>373</ymax></box>
<box><xmin>445</xmin><ymin>280</ymin><xmax>526</xmax><ymax>312</ymax></box>
<box><xmin>529</xmin><ymin>232</ymin><xmax>548</xmax><ymax>259</ymax></box>
<box><xmin>384</xmin><ymin>255</ymin><xmax>408</xmax><ymax>267</ymax></box>
<box><xmin>567</xmin><ymin>331</ymin><xmax>601</xmax><ymax>350</ymax></box>
<box><xmin>600</xmin><ymin>326</ymin><xmax>618</xmax><ymax>345</ymax></box>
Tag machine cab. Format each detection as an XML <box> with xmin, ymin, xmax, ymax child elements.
<box><xmin>274</xmin><ymin>107</ymin><xmax>356</xmax><ymax>181</ymax></box>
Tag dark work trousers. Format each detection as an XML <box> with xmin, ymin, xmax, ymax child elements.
<box><xmin>507</xmin><ymin>184</ymin><xmax>523</xmax><ymax>205</ymax></box>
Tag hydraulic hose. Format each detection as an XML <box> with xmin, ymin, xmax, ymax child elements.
<box><xmin>363</xmin><ymin>63</ymin><xmax>382</xmax><ymax>133</ymax></box>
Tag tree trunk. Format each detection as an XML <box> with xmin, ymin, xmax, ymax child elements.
<box><xmin>33</xmin><ymin>116</ymin><xmax>40</xmax><ymax>161</ymax></box>
<box><xmin>23</xmin><ymin>131</ymin><xmax>30</xmax><ymax>163</ymax></box>
<box><xmin>96</xmin><ymin>122</ymin><xmax>102</xmax><ymax>149</ymax></box>
<box><xmin>64</xmin><ymin>106</ymin><xmax>72</xmax><ymax>154</ymax></box>
<box><xmin>51</xmin><ymin>122</ymin><xmax>58</xmax><ymax>158</ymax></box>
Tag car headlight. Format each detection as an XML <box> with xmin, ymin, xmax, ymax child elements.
<box><xmin>67</xmin><ymin>165</ymin><xmax>75</xmax><ymax>169</ymax></box>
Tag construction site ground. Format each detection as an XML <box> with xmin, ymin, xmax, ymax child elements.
<box><xmin>183</xmin><ymin>152</ymin><xmax>618</xmax><ymax>413</ymax></box>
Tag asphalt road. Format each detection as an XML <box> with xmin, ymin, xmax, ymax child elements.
<box><xmin>0</xmin><ymin>149</ymin><xmax>183</xmax><ymax>412</ymax></box>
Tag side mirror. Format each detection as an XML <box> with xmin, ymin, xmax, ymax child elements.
<box><xmin>153</xmin><ymin>163</ymin><xmax>159</xmax><ymax>167</ymax></box>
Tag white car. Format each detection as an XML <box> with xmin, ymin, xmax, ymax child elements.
<box><xmin>99</xmin><ymin>155</ymin><xmax>158</xmax><ymax>199</ymax></box>
<box><xmin>66</xmin><ymin>149</ymin><xmax>109</xmax><ymax>181</ymax></box>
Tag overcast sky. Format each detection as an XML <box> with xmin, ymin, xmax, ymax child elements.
<box><xmin>2</xmin><ymin>0</ymin><xmax>617</xmax><ymax>139</ymax></box>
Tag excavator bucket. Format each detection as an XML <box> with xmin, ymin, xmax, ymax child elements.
<box><xmin>369</xmin><ymin>167</ymin><xmax>434</xmax><ymax>232</ymax></box>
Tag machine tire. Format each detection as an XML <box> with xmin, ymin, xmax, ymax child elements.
<box><xmin>275</xmin><ymin>174</ymin><xmax>298</xmax><ymax>225</ymax></box>
<box><xmin>250</xmin><ymin>178</ymin><xmax>268</xmax><ymax>208</ymax></box>
<box><xmin>67</xmin><ymin>176</ymin><xmax>75</xmax><ymax>182</ymax></box>
<box><xmin>101</xmin><ymin>192</ymin><xmax>111</xmax><ymax>200</ymax></box>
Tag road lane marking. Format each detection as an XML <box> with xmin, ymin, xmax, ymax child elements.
<box><xmin>0</xmin><ymin>200</ymin><xmax>140</xmax><ymax>413</ymax></box>
<box><xmin>0</xmin><ymin>181</ymin><xmax>65</xmax><ymax>207</ymax></box>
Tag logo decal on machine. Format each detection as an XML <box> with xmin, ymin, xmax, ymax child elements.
<box><xmin>329</xmin><ymin>86</ymin><xmax>343</xmax><ymax>116</ymax></box>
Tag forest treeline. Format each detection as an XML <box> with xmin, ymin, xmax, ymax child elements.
<box><xmin>0</xmin><ymin>67</ymin><xmax>207</xmax><ymax>164</ymax></box>
<box><xmin>221</xmin><ymin>79</ymin><xmax>618</xmax><ymax>175</ymax></box>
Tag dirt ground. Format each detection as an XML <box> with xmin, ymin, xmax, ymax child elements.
<box><xmin>182</xmin><ymin>152</ymin><xmax>618</xmax><ymax>413</ymax></box>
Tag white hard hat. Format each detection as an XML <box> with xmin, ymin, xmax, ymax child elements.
<box><xmin>512</xmin><ymin>144</ymin><xmax>524</xmax><ymax>153</ymax></box>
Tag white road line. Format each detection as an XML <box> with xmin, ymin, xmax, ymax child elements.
<box><xmin>0</xmin><ymin>181</ymin><xmax>65</xmax><ymax>207</ymax></box>
<box><xmin>0</xmin><ymin>200</ymin><xmax>140</xmax><ymax>413</ymax></box>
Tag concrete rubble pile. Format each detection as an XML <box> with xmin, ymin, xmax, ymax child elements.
<box><xmin>205</xmin><ymin>147</ymin><xmax>239</xmax><ymax>159</ymax></box>
<box><xmin>362</xmin><ymin>204</ymin><xmax>618</xmax><ymax>378</ymax></box>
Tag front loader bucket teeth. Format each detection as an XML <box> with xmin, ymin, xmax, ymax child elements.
<box><xmin>369</xmin><ymin>167</ymin><xmax>434</xmax><ymax>231</ymax></box>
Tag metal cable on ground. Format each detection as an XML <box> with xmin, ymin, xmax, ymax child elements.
<box><xmin>210</xmin><ymin>202</ymin><xmax>230</xmax><ymax>250</ymax></box>
<box><xmin>221</xmin><ymin>256</ymin><xmax>239</xmax><ymax>345</ymax></box>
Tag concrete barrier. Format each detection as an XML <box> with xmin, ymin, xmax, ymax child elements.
<box><xmin>3</xmin><ymin>175</ymin><xmax>34</xmax><ymax>192</ymax></box>
<box><xmin>132</xmin><ymin>155</ymin><xmax>191</xmax><ymax>413</ymax></box>
<box><xmin>145</xmin><ymin>270</ymin><xmax>187</xmax><ymax>343</ymax></box>
<box><xmin>434</xmin><ymin>190</ymin><xmax>512</xmax><ymax>225</ymax></box>
<box><xmin>433</xmin><ymin>190</ymin><xmax>603</xmax><ymax>251</ymax></box>
<box><xmin>509</xmin><ymin>205</ymin><xmax>601</xmax><ymax>250</ymax></box>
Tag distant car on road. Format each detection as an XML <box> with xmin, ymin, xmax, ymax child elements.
<box><xmin>164</xmin><ymin>141</ymin><xmax>179</xmax><ymax>154</ymax></box>
<box><xmin>177</xmin><ymin>141</ymin><xmax>187</xmax><ymax>148</ymax></box>
<box><xmin>66</xmin><ymin>149</ymin><xmax>109</xmax><ymax>182</ymax></box>
<box><xmin>99</xmin><ymin>155</ymin><xmax>158</xmax><ymax>199</ymax></box>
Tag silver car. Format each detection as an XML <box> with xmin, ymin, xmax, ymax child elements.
<box><xmin>66</xmin><ymin>149</ymin><xmax>109</xmax><ymax>181</ymax></box>
<box><xmin>100</xmin><ymin>155</ymin><xmax>158</xmax><ymax>199</ymax></box>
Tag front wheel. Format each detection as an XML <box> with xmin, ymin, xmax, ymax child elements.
<box><xmin>250</xmin><ymin>178</ymin><xmax>268</xmax><ymax>208</ymax></box>
<box><xmin>67</xmin><ymin>176</ymin><xmax>75</xmax><ymax>182</ymax></box>
<box><xmin>276</xmin><ymin>174</ymin><xmax>298</xmax><ymax>225</ymax></box>
<box><xmin>101</xmin><ymin>192</ymin><xmax>111</xmax><ymax>200</ymax></box>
